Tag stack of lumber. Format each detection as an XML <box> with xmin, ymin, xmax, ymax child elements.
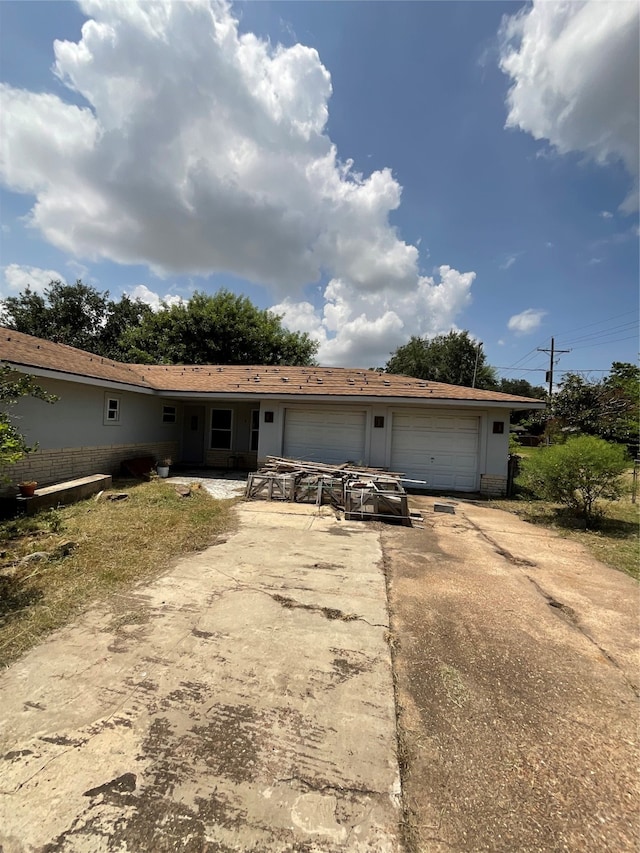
<box><xmin>245</xmin><ymin>456</ymin><xmax>412</xmax><ymax>525</ymax></box>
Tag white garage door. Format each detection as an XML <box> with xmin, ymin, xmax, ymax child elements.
<box><xmin>283</xmin><ymin>408</ymin><xmax>367</xmax><ymax>465</ymax></box>
<box><xmin>391</xmin><ymin>411</ymin><xmax>479</xmax><ymax>491</ymax></box>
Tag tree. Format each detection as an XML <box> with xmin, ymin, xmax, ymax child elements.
<box><xmin>385</xmin><ymin>331</ymin><xmax>498</xmax><ymax>389</ymax></box>
<box><xmin>547</xmin><ymin>363</ymin><xmax>639</xmax><ymax>449</ymax></box>
<box><xmin>120</xmin><ymin>289</ymin><xmax>318</xmax><ymax>365</ymax></box>
<box><xmin>2</xmin><ymin>280</ymin><xmax>108</xmax><ymax>352</ymax></box>
<box><xmin>98</xmin><ymin>295</ymin><xmax>153</xmax><ymax>361</ymax></box>
<box><xmin>498</xmin><ymin>378</ymin><xmax>546</xmax><ymax>399</ymax></box>
<box><xmin>2</xmin><ymin>281</ymin><xmax>317</xmax><ymax>367</ymax></box>
<box><xmin>0</xmin><ymin>364</ymin><xmax>57</xmax><ymax>482</ymax></box>
<box><xmin>518</xmin><ymin>436</ymin><xmax>629</xmax><ymax>526</ymax></box>
<box><xmin>498</xmin><ymin>378</ymin><xmax>547</xmax><ymax>427</ymax></box>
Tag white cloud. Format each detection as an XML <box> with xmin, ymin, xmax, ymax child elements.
<box><xmin>2</xmin><ymin>264</ymin><xmax>65</xmax><ymax>297</ymax></box>
<box><xmin>600</xmin><ymin>210</ymin><xmax>613</xmax><ymax>219</ymax></box>
<box><xmin>507</xmin><ymin>308</ymin><xmax>547</xmax><ymax>335</ymax></box>
<box><xmin>500</xmin><ymin>0</ymin><xmax>639</xmax><ymax>212</ymax></box>
<box><xmin>128</xmin><ymin>285</ymin><xmax>185</xmax><ymax>311</ymax></box>
<box><xmin>499</xmin><ymin>253</ymin><xmax>521</xmax><ymax>270</ymax></box>
<box><xmin>272</xmin><ymin>265</ymin><xmax>475</xmax><ymax>366</ymax></box>
<box><xmin>0</xmin><ymin>0</ymin><xmax>476</xmax><ymax>366</ymax></box>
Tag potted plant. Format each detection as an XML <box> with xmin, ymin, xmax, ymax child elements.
<box><xmin>156</xmin><ymin>457</ymin><xmax>172</xmax><ymax>478</ymax></box>
<box><xmin>18</xmin><ymin>480</ymin><xmax>38</xmax><ymax>497</ymax></box>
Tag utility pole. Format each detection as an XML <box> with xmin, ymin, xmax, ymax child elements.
<box><xmin>537</xmin><ymin>337</ymin><xmax>570</xmax><ymax>396</ymax></box>
<box><xmin>472</xmin><ymin>341</ymin><xmax>483</xmax><ymax>388</ymax></box>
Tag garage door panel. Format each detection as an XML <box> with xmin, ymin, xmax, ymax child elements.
<box><xmin>284</xmin><ymin>408</ymin><xmax>366</xmax><ymax>465</ymax></box>
<box><xmin>391</xmin><ymin>411</ymin><xmax>479</xmax><ymax>491</ymax></box>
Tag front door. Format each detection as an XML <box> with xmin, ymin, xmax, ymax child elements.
<box><xmin>182</xmin><ymin>405</ymin><xmax>205</xmax><ymax>464</ymax></box>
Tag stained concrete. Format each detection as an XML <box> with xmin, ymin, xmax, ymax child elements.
<box><xmin>0</xmin><ymin>503</ymin><xmax>401</xmax><ymax>852</ymax></box>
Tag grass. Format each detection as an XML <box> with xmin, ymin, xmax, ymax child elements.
<box><xmin>495</xmin><ymin>482</ymin><xmax>639</xmax><ymax>581</ymax></box>
<box><xmin>0</xmin><ymin>479</ymin><xmax>235</xmax><ymax>668</ymax></box>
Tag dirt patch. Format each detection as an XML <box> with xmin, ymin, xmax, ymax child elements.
<box><xmin>383</xmin><ymin>504</ymin><xmax>640</xmax><ymax>853</ymax></box>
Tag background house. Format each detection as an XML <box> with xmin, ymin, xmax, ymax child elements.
<box><xmin>0</xmin><ymin>329</ymin><xmax>545</xmax><ymax>495</ymax></box>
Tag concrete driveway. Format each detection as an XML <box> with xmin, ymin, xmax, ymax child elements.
<box><xmin>0</xmin><ymin>504</ymin><xmax>401</xmax><ymax>853</ymax></box>
<box><xmin>384</xmin><ymin>496</ymin><xmax>639</xmax><ymax>852</ymax></box>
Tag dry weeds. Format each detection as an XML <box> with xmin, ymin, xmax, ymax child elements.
<box><xmin>0</xmin><ymin>479</ymin><xmax>234</xmax><ymax>667</ymax></box>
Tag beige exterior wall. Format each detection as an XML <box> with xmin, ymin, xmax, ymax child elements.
<box><xmin>257</xmin><ymin>400</ymin><xmax>512</xmax><ymax>490</ymax></box>
<box><xmin>12</xmin><ymin>376</ymin><xmax>180</xmax><ymax>450</ymax></box>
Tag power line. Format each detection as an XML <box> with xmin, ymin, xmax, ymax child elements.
<box><xmin>559</xmin><ymin>320</ymin><xmax>638</xmax><ymax>347</ymax></box>
<box><xmin>570</xmin><ymin>334</ymin><xmax>639</xmax><ymax>351</ymax></box>
<box><xmin>493</xmin><ymin>366</ymin><xmax>614</xmax><ymax>372</ymax></box>
<box><xmin>503</xmin><ymin>311</ymin><xmax>638</xmax><ymax>372</ymax></box>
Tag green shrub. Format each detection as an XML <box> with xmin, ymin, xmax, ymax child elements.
<box><xmin>519</xmin><ymin>436</ymin><xmax>629</xmax><ymax>526</ymax></box>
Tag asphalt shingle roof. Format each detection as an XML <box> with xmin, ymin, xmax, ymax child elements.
<box><xmin>0</xmin><ymin>328</ymin><xmax>544</xmax><ymax>405</ymax></box>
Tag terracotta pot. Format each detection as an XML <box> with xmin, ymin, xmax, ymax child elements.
<box><xmin>18</xmin><ymin>483</ymin><xmax>37</xmax><ymax>497</ymax></box>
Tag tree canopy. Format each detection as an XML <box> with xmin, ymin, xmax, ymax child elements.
<box><xmin>121</xmin><ymin>290</ymin><xmax>317</xmax><ymax>365</ymax></box>
<box><xmin>547</xmin><ymin>363</ymin><xmax>639</xmax><ymax>448</ymax></box>
<box><xmin>385</xmin><ymin>331</ymin><xmax>498</xmax><ymax>390</ymax></box>
<box><xmin>1</xmin><ymin>281</ymin><xmax>317</xmax><ymax>366</ymax></box>
<box><xmin>1</xmin><ymin>281</ymin><xmax>152</xmax><ymax>358</ymax></box>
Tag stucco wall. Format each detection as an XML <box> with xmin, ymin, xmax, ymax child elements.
<box><xmin>11</xmin><ymin>377</ymin><xmax>180</xmax><ymax>450</ymax></box>
<box><xmin>257</xmin><ymin>399</ymin><xmax>511</xmax><ymax>488</ymax></box>
<box><xmin>3</xmin><ymin>376</ymin><xmax>181</xmax><ymax>489</ymax></box>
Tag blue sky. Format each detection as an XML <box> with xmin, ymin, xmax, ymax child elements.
<box><xmin>0</xmin><ymin>0</ymin><xmax>638</xmax><ymax>381</ymax></box>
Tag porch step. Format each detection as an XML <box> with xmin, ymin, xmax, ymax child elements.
<box><xmin>18</xmin><ymin>474</ymin><xmax>113</xmax><ymax>515</ymax></box>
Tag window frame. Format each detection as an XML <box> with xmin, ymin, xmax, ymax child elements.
<box><xmin>210</xmin><ymin>408</ymin><xmax>233</xmax><ymax>450</ymax></box>
<box><xmin>250</xmin><ymin>409</ymin><xmax>260</xmax><ymax>452</ymax></box>
<box><xmin>162</xmin><ymin>404</ymin><xmax>177</xmax><ymax>424</ymax></box>
<box><xmin>104</xmin><ymin>395</ymin><xmax>121</xmax><ymax>425</ymax></box>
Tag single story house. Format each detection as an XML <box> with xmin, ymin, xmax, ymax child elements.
<box><xmin>0</xmin><ymin>328</ymin><xmax>545</xmax><ymax>496</ymax></box>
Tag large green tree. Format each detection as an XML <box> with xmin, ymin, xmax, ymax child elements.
<box><xmin>1</xmin><ymin>281</ymin><xmax>317</xmax><ymax>366</ymax></box>
<box><xmin>548</xmin><ymin>363</ymin><xmax>639</xmax><ymax>448</ymax></box>
<box><xmin>3</xmin><ymin>281</ymin><xmax>109</xmax><ymax>352</ymax></box>
<box><xmin>121</xmin><ymin>290</ymin><xmax>318</xmax><ymax>365</ymax></box>
<box><xmin>385</xmin><ymin>331</ymin><xmax>498</xmax><ymax>389</ymax></box>
<box><xmin>1</xmin><ymin>280</ymin><xmax>152</xmax><ymax>359</ymax></box>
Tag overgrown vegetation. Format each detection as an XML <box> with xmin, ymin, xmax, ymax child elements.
<box><xmin>0</xmin><ymin>480</ymin><xmax>233</xmax><ymax>667</ymax></box>
<box><xmin>498</xmin><ymin>444</ymin><xmax>638</xmax><ymax>580</ymax></box>
<box><xmin>518</xmin><ymin>436</ymin><xmax>629</xmax><ymax>526</ymax></box>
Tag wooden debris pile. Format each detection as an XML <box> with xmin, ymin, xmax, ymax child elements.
<box><xmin>245</xmin><ymin>456</ymin><xmax>411</xmax><ymax>525</ymax></box>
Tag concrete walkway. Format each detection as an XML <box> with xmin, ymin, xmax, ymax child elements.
<box><xmin>0</xmin><ymin>504</ymin><xmax>401</xmax><ymax>852</ymax></box>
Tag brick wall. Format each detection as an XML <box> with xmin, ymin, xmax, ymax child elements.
<box><xmin>480</xmin><ymin>474</ymin><xmax>508</xmax><ymax>497</ymax></box>
<box><xmin>204</xmin><ymin>450</ymin><xmax>258</xmax><ymax>470</ymax></box>
<box><xmin>4</xmin><ymin>441</ymin><xmax>179</xmax><ymax>492</ymax></box>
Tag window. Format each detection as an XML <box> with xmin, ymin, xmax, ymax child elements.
<box><xmin>250</xmin><ymin>409</ymin><xmax>260</xmax><ymax>452</ymax></box>
<box><xmin>104</xmin><ymin>396</ymin><xmax>120</xmax><ymax>424</ymax></box>
<box><xmin>162</xmin><ymin>405</ymin><xmax>177</xmax><ymax>424</ymax></box>
<box><xmin>374</xmin><ymin>416</ymin><xmax>385</xmax><ymax>429</ymax></box>
<box><xmin>264</xmin><ymin>411</ymin><xmax>274</xmax><ymax>423</ymax></box>
<box><xmin>492</xmin><ymin>421</ymin><xmax>505</xmax><ymax>434</ymax></box>
<box><xmin>211</xmin><ymin>409</ymin><xmax>232</xmax><ymax>449</ymax></box>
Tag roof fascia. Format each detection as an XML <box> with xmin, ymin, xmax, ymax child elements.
<box><xmin>159</xmin><ymin>390</ymin><xmax>546</xmax><ymax>409</ymax></box>
<box><xmin>7</xmin><ymin>364</ymin><xmax>154</xmax><ymax>395</ymax></box>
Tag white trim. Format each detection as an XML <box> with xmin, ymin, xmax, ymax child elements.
<box><xmin>6</xmin><ymin>364</ymin><xmax>156</xmax><ymax>395</ymax></box>
<box><xmin>103</xmin><ymin>394</ymin><xmax>121</xmax><ymax>425</ymax></box>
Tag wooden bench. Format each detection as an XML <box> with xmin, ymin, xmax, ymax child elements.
<box><xmin>18</xmin><ymin>474</ymin><xmax>113</xmax><ymax>515</ymax></box>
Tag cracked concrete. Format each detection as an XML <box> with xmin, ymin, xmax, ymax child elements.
<box><xmin>0</xmin><ymin>502</ymin><xmax>401</xmax><ymax>852</ymax></box>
